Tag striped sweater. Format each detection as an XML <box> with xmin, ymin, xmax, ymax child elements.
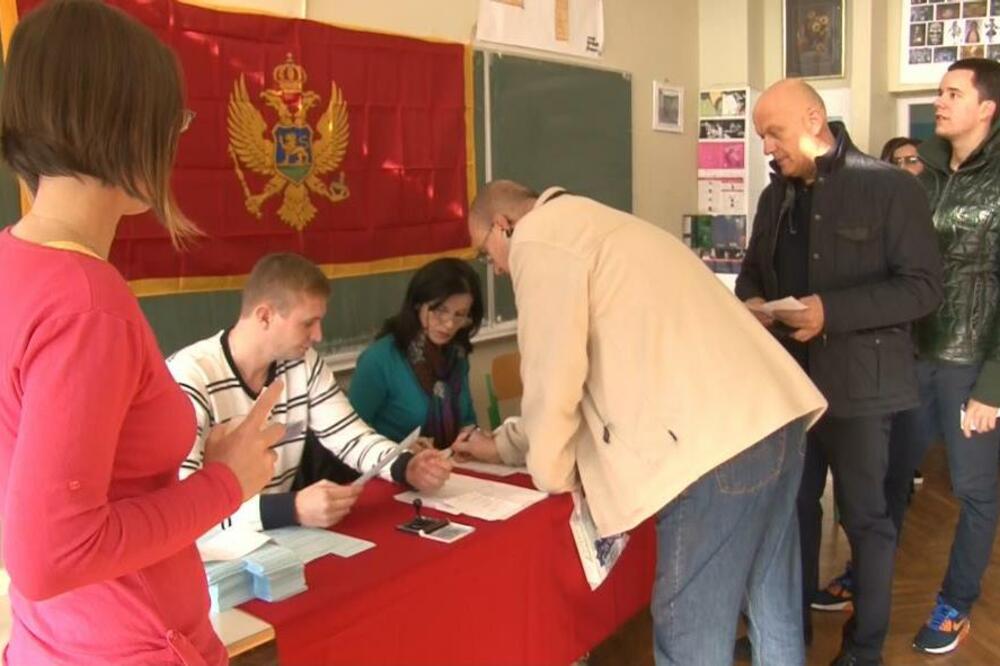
<box><xmin>168</xmin><ymin>330</ymin><xmax>407</xmax><ymax>537</ymax></box>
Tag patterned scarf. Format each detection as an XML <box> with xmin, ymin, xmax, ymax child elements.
<box><xmin>407</xmin><ymin>332</ymin><xmax>466</xmax><ymax>449</ymax></box>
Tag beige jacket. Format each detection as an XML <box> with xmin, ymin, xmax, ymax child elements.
<box><xmin>494</xmin><ymin>188</ymin><xmax>827</xmax><ymax>537</ymax></box>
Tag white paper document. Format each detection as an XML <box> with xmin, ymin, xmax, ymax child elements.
<box><xmin>453</xmin><ymin>460</ymin><xmax>528</xmax><ymax>478</ymax></box>
<box><xmin>263</xmin><ymin>526</ymin><xmax>375</xmax><ymax>561</ymax></box>
<box><xmin>748</xmin><ymin>296</ymin><xmax>807</xmax><ymax>315</ymax></box>
<box><xmin>197</xmin><ymin>526</ymin><xmax>271</xmax><ymax>562</ymax></box>
<box><xmin>394</xmin><ymin>473</ymin><xmax>546</xmax><ymax>521</ymax></box>
<box><xmin>569</xmin><ymin>489</ymin><xmax>628</xmax><ymax>590</ymax></box>
<box><xmin>353</xmin><ymin>425</ymin><xmax>421</xmax><ymax>486</ymax></box>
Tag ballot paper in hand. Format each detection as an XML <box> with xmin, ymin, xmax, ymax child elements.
<box><xmin>959</xmin><ymin>405</ymin><xmax>1000</xmax><ymax>431</ymax></box>
<box><xmin>748</xmin><ymin>296</ymin><xmax>807</xmax><ymax>315</ymax></box>
<box><xmin>569</xmin><ymin>489</ymin><xmax>629</xmax><ymax>590</ymax></box>
<box><xmin>352</xmin><ymin>426</ymin><xmax>422</xmax><ymax>486</ymax></box>
<box><xmin>271</xmin><ymin>419</ymin><xmax>305</xmax><ymax>448</ymax></box>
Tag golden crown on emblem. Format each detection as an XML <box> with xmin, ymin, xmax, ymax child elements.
<box><xmin>273</xmin><ymin>53</ymin><xmax>306</xmax><ymax>93</ymax></box>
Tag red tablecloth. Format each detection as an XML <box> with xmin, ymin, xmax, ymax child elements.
<box><xmin>241</xmin><ymin>472</ymin><xmax>656</xmax><ymax>665</ymax></box>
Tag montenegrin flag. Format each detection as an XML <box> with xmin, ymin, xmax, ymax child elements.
<box><xmin>1</xmin><ymin>0</ymin><xmax>475</xmax><ymax>295</ymax></box>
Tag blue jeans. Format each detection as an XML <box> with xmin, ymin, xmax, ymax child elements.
<box><xmin>886</xmin><ymin>360</ymin><xmax>1000</xmax><ymax>613</ymax></box>
<box><xmin>652</xmin><ymin>418</ymin><xmax>807</xmax><ymax>666</ymax></box>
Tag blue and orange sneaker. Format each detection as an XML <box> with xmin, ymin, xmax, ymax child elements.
<box><xmin>811</xmin><ymin>565</ymin><xmax>854</xmax><ymax>612</ymax></box>
<box><xmin>913</xmin><ymin>597</ymin><xmax>970</xmax><ymax>654</ymax></box>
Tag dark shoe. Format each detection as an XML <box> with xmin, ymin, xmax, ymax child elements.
<box><xmin>830</xmin><ymin>651</ymin><xmax>882</xmax><ymax>666</ymax></box>
<box><xmin>812</xmin><ymin>565</ymin><xmax>854</xmax><ymax>611</ymax></box>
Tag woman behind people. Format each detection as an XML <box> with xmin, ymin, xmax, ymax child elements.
<box><xmin>881</xmin><ymin>136</ymin><xmax>924</xmax><ymax>177</ymax></box>
<box><xmin>882</xmin><ymin>136</ymin><xmax>926</xmax><ymax>478</ymax></box>
<box><xmin>812</xmin><ymin>135</ymin><xmax>927</xmax><ymax>614</ymax></box>
<box><xmin>0</xmin><ymin>2</ymin><xmax>284</xmax><ymax>663</ymax></box>
<box><xmin>349</xmin><ymin>258</ymin><xmax>483</xmax><ymax>449</ymax></box>
<box><xmin>881</xmin><ymin>136</ymin><xmax>926</xmax><ymax>488</ymax></box>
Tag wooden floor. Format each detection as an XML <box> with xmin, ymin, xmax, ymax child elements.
<box><xmin>590</xmin><ymin>444</ymin><xmax>1000</xmax><ymax>666</ymax></box>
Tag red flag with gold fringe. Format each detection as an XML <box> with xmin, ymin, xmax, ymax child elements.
<box><xmin>1</xmin><ymin>0</ymin><xmax>475</xmax><ymax>296</ymax></box>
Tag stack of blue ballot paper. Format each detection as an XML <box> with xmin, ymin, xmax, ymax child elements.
<box><xmin>243</xmin><ymin>542</ymin><xmax>307</xmax><ymax>603</ymax></box>
<box><xmin>205</xmin><ymin>559</ymin><xmax>254</xmax><ymax>614</ymax></box>
<box><xmin>203</xmin><ymin>526</ymin><xmax>376</xmax><ymax>611</ymax></box>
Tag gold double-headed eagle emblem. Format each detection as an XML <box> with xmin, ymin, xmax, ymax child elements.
<box><xmin>227</xmin><ymin>54</ymin><xmax>350</xmax><ymax>230</ymax></box>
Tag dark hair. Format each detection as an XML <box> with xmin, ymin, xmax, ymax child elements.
<box><xmin>241</xmin><ymin>253</ymin><xmax>331</xmax><ymax>316</ymax></box>
<box><xmin>949</xmin><ymin>58</ymin><xmax>1000</xmax><ymax>124</ymax></box>
<box><xmin>379</xmin><ymin>258</ymin><xmax>484</xmax><ymax>355</ymax></box>
<box><xmin>0</xmin><ymin>0</ymin><xmax>198</xmax><ymax>245</ymax></box>
<box><xmin>879</xmin><ymin>137</ymin><xmax>922</xmax><ymax>163</ymax></box>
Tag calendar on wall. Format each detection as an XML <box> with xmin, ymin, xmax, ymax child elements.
<box><xmin>901</xmin><ymin>0</ymin><xmax>1000</xmax><ymax>86</ymax></box>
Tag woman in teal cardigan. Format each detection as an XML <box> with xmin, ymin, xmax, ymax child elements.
<box><xmin>349</xmin><ymin>258</ymin><xmax>483</xmax><ymax>448</ymax></box>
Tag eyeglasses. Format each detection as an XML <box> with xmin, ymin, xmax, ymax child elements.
<box><xmin>892</xmin><ymin>155</ymin><xmax>920</xmax><ymax>166</ymax></box>
<box><xmin>475</xmin><ymin>224</ymin><xmax>495</xmax><ymax>263</ymax></box>
<box><xmin>429</xmin><ymin>304</ymin><xmax>473</xmax><ymax>329</ymax></box>
<box><xmin>180</xmin><ymin>109</ymin><xmax>197</xmax><ymax>134</ymax></box>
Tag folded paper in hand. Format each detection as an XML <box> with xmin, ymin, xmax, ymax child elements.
<box><xmin>569</xmin><ymin>489</ymin><xmax>629</xmax><ymax>590</ymax></box>
<box><xmin>748</xmin><ymin>296</ymin><xmax>807</xmax><ymax>315</ymax></box>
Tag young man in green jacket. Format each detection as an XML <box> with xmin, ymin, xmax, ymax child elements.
<box><xmin>887</xmin><ymin>57</ymin><xmax>1000</xmax><ymax>655</ymax></box>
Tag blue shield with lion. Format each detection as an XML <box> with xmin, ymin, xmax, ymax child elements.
<box><xmin>274</xmin><ymin>126</ymin><xmax>313</xmax><ymax>183</ymax></box>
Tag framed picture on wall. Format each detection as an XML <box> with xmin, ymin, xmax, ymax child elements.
<box><xmin>896</xmin><ymin>95</ymin><xmax>937</xmax><ymax>142</ymax></box>
<box><xmin>653</xmin><ymin>82</ymin><xmax>683</xmax><ymax>133</ymax></box>
<box><xmin>783</xmin><ymin>0</ymin><xmax>845</xmax><ymax>79</ymax></box>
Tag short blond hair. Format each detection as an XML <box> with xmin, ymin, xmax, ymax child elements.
<box><xmin>241</xmin><ymin>253</ymin><xmax>331</xmax><ymax>316</ymax></box>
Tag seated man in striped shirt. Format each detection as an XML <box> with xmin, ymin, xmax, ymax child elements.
<box><xmin>170</xmin><ymin>253</ymin><xmax>452</xmax><ymax>537</ymax></box>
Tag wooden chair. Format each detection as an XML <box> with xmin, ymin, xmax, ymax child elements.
<box><xmin>485</xmin><ymin>352</ymin><xmax>522</xmax><ymax>428</ymax></box>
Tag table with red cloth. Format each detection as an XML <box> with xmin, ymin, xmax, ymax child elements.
<box><xmin>240</xmin><ymin>470</ymin><xmax>656</xmax><ymax>665</ymax></box>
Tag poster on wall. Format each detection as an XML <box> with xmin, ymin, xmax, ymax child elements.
<box><xmin>697</xmin><ymin>178</ymin><xmax>746</xmax><ymax>216</ymax></box>
<box><xmin>683</xmin><ymin>215</ymin><xmax>747</xmax><ymax>275</ymax></box>
<box><xmin>698</xmin><ymin>89</ymin><xmax>748</xmax><ymax>117</ymax></box>
<box><xmin>699</xmin><ymin>119</ymin><xmax>746</xmax><ymax>140</ymax></box>
<box><xmin>900</xmin><ymin>0</ymin><xmax>1000</xmax><ymax>86</ymax></box>
<box><xmin>475</xmin><ymin>0</ymin><xmax>604</xmax><ymax>58</ymax></box>
<box><xmin>697</xmin><ymin>141</ymin><xmax>746</xmax><ymax>178</ymax></box>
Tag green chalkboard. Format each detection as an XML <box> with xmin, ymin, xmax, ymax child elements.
<box><xmin>482</xmin><ymin>52</ymin><xmax>632</xmax><ymax>323</ymax></box>
<box><xmin>487</xmin><ymin>53</ymin><xmax>632</xmax><ymax>212</ymax></box>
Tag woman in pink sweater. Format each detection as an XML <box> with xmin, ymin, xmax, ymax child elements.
<box><xmin>0</xmin><ymin>1</ymin><xmax>285</xmax><ymax>663</ymax></box>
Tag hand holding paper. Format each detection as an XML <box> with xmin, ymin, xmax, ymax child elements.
<box><xmin>352</xmin><ymin>426</ymin><xmax>421</xmax><ymax>486</ymax></box>
<box><xmin>960</xmin><ymin>399</ymin><xmax>1000</xmax><ymax>438</ymax></box>
<box><xmin>746</xmin><ymin>296</ymin><xmax>808</xmax><ymax>316</ymax></box>
<box><xmin>770</xmin><ymin>294</ymin><xmax>825</xmax><ymax>343</ymax></box>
